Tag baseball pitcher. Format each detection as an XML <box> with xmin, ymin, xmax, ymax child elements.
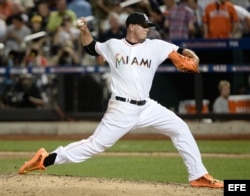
<box><xmin>19</xmin><ymin>12</ymin><xmax>223</xmax><ymax>189</ymax></box>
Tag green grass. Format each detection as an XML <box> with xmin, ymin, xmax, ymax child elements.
<box><xmin>0</xmin><ymin>140</ymin><xmax>250</xmax><ymax>183</ymax></box>
<box><xmin>1</xmin><ymin>140</ymin><xmax>250</xmax><ymax>154</ymax></box>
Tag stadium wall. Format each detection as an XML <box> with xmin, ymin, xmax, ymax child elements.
<box><xmin>0</xmin><ymin>120</ymin><xmax>249</xmax><ymax>140</ymax></box>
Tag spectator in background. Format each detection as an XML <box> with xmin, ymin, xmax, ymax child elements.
<box><xmin>147</xmin><ymin>21</ymin><xmax>163</xmax><ymax>39</ymax></box>
<box><xmin>17</xmin><ymin>0</ymin><xmax>34</xmax><ymax>13</ymax></box>
<box><xmin>51</xmin><ymin>40</ymin><xmax>81</xmax><ymax>113</ymax></box>
<box><xmin>51</xmin><ymin>40</ymin><xmax>80</xmax><ymax>66</ymax></box>
<box><xmin>29</xmin><ymin>1</ymin><xmax>52</xmax><ymax>57</ymax></box>
<box><xmin>28</xmin><ymin>15</ymin><xmax>48</xmax><ymax>49</ymax></box>
<box><xmin>68</xmin><ymin>0</ymin><xmax>93</xmax><ymax>18</ymax></box>
<box><xmin>52</xmin><ymin>15</ymin><xmax>81</xmax><ymax>51</ymax></box>
<box><xmin>162</xmin><ymin>0</ymin><xmax>176</xmax><ymax>16</ymax></box>
<box><xmin>98</xmin><ymin>12</ymin><xmax>126</xmax><ymax>42</ymax></box>
<box><xmin>91</xmin><ymin>0</ymin><xmax>113</xmax><ymax>19</ymax></box>
<box><xmin>202</xmin><ymin>0</ymin><xmax>239</xmax><ymax>38</ymax></box>
<box><xmin>46</xmin><ymin>0</ymin><xmax>77</xmax><ymax>34</ymax></box>
<box><xmin>0</xmin><ymin>50</ymin><xmax>21</xmax><ymax>106</ymax></box>
<box><xmin>226</xmin><ymin>0</ymin><xmax>250</xmax><ymax>38</ymax></box>
<box><xmin>16</xmin><ymin>74</ymin><xmax>45</xmax><ymax>108</ymax></box>
<box><xmin>30</xmin><ymin>1</ymin><xmax>51</xmax><ymax>31</ymax></box>
<box><xmin>30</xmin><ymin>15</ymin><xmax>44</xmax><ymax>32</ymax></box>
<box><xmin>194</xmin><ymin>0</ymin><xmax>211</xmax><ymax>10</ymax></box>
<box><xmin>0</xmin><ymin>0</ymin><xmax>15</xmax><ymax>21</ymax></box>
<box><xmin>0</xmin><ymin>0</ymin><xmax>24</xmax><ymax>22</ymax></box>
<box><xmin>213</xmin><ymin>80</ymin><xmax>231</xmax><ymax>113</ymax></box>
<box><xmin>90</xmin><ymin>0</ymin><xmax>113</xmax><ymax>35</ymax></box>
<box><xmin>98</xmin><ymin>0</ymin><xmax>129</xmax><ymax>37</ymax></box>
<box><xmin>30</xmin><ymin>1</ymin><xmax>80</xmax><ymax>112</ymax></box>
<box><xmin>148</xmin><ymin>27</ymin><xmax>162</xmax><ymax>39</ymax></box>
<box><xmin>21</xmin><ymin>47</ymin><xmax>48</xmax><ymax>67</ymax></box>
<box><xmin>187</xmin><ymin>0</ymin><xmax>204</xmax><ymax>38</ymax></box>
<box><xmin>111</xmin><ymin>0</ymin><xmax>129</xmax><ymax>25</ymax></box>
<box><xmin>21</xmin><ymin>45</ymin><xmax>50</xmax><ymax>94</ymax></box>
<box><xmin>161</xmin><ymin>0</ymin><xmax>176</xmax><ymax>38</ymax></box>
<box><xmin>3</xmin><ymin>13</ymin><xmax>31</xmax><ymax>56</ymax></box>
<box><xmin>4</xmin><ymin>50</ymin><xmax>24</xmax><ymax>67</ymax></box>
<box><xmin>2</xmin><ymin>74</ymin><xmax>46</xmax><ymax>109</ymax></box>
<box><xmin>165</xmin><ymin>0</ymin><xmax>196</xmax><ymax>40</ymax></box>
<box><xmin>149</xmin><ymin>7</ymin><xmax>166</xmax><ymax>39</ymax></box>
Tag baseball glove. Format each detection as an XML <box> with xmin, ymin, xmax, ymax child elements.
<box><xmin>168</xmin><ymin>50</ymin><xmax>199</xmax><ymax>73</ymax></box>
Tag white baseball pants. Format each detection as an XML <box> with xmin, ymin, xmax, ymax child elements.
<box><xmin>53</xmin><ymin>98</ymin><xmax>208</xmax><ymax>181</ymax></box>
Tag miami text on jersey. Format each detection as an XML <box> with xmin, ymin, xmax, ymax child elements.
<box><xmin>115</xmin><ymin>53</ymin><xmax>151</xmax><ymax>68</ymax></box>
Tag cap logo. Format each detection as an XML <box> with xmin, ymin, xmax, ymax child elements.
<box><xmin>143</xmin><ymin>14</ymin><xmax>149</xmax><ymax>22</ymax></box>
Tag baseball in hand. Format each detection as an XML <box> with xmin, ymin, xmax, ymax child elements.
<box><xmin>75</xmin><ymin>18</ymin><xmax>85</xmax><ymax>28</ymax></box>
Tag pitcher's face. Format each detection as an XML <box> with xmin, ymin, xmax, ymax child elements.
<box><xmin>130</xmin><ymin>24</ymin><xmax>150</xmax><ymax>43</ymax></box>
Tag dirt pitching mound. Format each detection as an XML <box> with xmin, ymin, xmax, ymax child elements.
<box><xmin>0</xmin><ymin>174</ymin><xmax>223</xmax><ymax>196</ymax></box>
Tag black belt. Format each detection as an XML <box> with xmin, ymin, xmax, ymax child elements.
<box><xmin>115</xmin><ymin>96</ymin><xmax>146</xmax><ymax>106</ymax></box>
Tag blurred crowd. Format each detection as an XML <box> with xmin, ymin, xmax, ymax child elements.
<box><xmin>0</xmin><ymin>0</ymin><xmax>250</xmax><ymax>111</ymax></box>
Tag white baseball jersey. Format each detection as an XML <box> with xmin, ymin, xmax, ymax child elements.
<box><xmin>95</xmin><ymin>38</ymin><xmax>178</xmax><ymax>100</ymax></box>
<box><xmin>53</xmin><ymin>38</ymin><xmax>208</xmax><ymax>182</ymax></box>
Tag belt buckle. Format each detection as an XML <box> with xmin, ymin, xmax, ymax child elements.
<box><xmin>138</xmin><ymin>100</ymin><xmax>146</xmax><ymax>106</ymax></box>
<box><xmin>140</xmin><ymin>100</ymin><xmax>145</xmax><ymax>105</ymax></box>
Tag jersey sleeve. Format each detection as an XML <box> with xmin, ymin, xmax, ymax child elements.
<box><xmin>95</xmin><ymin>40</ymin><xmax>113</xmax><ymax>62</ymax></box>
<box><xmin>151</xmin><ymin>39</ymin><xmax>179</xmax><ymax>65</ymax></box>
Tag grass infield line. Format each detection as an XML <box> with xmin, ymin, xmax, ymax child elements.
<box><xmin>1</xmin><ymin>151</ymin><xmax>250</xmax><ymax>159</ymax></box>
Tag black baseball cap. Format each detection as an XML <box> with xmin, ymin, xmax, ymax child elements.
<box><xmin>125</xmin><ymin>12</ymin><xmax>156</xmax><ymax>27</ymax></box>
